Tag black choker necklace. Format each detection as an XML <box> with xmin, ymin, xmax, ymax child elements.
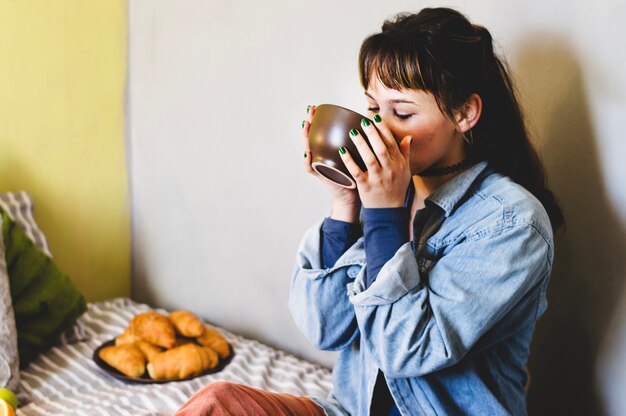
<box><xmin>418</xmin><ymin>158</ymin><xmax>474</xmax><ymax>177</ymax></box>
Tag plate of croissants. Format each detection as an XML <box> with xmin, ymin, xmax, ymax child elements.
<box><xmin>93</xmin><ymin>310</ymin><xmax>233</xmax><ymax>383</ymax></box>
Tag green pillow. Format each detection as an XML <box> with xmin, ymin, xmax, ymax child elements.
<box><xmin>1</xmin><ymin>209</ymin><xmax>86</xmax><ymax>367</ymax></box>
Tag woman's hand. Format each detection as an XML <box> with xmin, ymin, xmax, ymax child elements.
<box><xmin>340</xmin><ymin>117</ymin><xmax>412</xmax><ymax>208</ymax></box>
<box><xmin>302</xmin><ymin>105</ymin><xmax>361</xmax><ymax>223</ymax></box>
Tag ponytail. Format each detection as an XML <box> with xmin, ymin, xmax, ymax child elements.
<box><xmin>471</xmin><ymin>26</ymin><xmax>565</xmax><ymax>231</ymax></box>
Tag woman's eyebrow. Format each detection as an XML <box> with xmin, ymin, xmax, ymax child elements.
<box><xmin>364</xmin><ymin>91</ymin><xmax>417</xmax><ymax>105</ymax></box>
<box><xmin>364</xmin><ymin>92</ymin><xmax>377</xmax><ymax>101</ymax></box>
<box><xmin>390</xmin><ymin>99</ymin><xmax>417</xmax><ymax>104</ymax></box>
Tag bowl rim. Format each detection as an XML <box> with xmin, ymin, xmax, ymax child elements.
<box><xmin>312</xmin><ymin>162</ymin><xmax>357</xmax><ymax>189</ymax></box>
<box><xmin>314</xmin><ymin>103</ymin><xmax>367</xmax><ymax>119</ymax></box>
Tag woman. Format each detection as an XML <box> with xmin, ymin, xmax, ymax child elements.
<box><xmin>176</xmin><ymin>7</ymin><xmax>563</xmax><ymax>416</ymax></box>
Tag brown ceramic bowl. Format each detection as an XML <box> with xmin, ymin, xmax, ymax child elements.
<box><xmin>308</xmin><ymin>104</ymin><xmax>380</xmax><ymax>189</ymax></box>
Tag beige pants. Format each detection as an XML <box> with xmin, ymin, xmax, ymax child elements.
<box><xmin>175</xmin><ymin>381</ymin><xmax>326</xmax><ymax>416</ymax></box>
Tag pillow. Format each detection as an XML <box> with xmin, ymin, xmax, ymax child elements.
<box><xmin>0</xmin><ymin>215</ymin><xmax>20</xmax><ymax>390</ymax></box>
<box><xmin>0</xmin><ymin>191</ymin><xmax>51</xmax><ymax>256</ymax></box>
<box><xmin>0</xmin><ymin>192</ymin><xmax>86</xmax><ymax>346</ymax></box>
<box><xmin>1</xmin><ymin>202</ymin><xmax>86</xmax><ymax>367</ymax></box>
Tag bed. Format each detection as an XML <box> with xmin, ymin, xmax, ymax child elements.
<box><xmin>0</xmin><ymin>191</ymin><xmax>333</xmax><ymax>415</ymax></box>
<box><xmin>15</xmin><ymin>297</ymin><xmax>333</xmax><ymax>416</ymax></box>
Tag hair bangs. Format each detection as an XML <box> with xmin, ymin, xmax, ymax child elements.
<box><xmin>359</xmin><ymin>36</ymin><xmax>434</xmax><ymax>93</ymax></box>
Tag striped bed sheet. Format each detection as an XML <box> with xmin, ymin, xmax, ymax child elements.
<box><xmin>15</xmin><ymin>297</ymin><xmax>333</xmax><ymax>416</ymax></box>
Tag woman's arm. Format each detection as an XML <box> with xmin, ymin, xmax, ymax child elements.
<box><xmin>349</xmin><ymin>222</ymin><xmax>553</xmax><ymax>377</ymax></box>
<box><xmin>288</xmin><ymin>219</ymin><xmax>364</xmax><ymax>351</ymax></box>
<box><xmin>321</xmin><ymin>217</ymin><xmax>363</xmax><ymax>268</ymax></box>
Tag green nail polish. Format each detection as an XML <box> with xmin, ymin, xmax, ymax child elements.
<box><xmin>306</xmin><ymin>106</ymin><xmax>310</xmax><ymax>113</ymax></box>
<box><xmin>339</xmin><ymin>147</ymin><xmax>346</xmax><ymax>155</ymax></box>
<box><xmin>349</xmin><ymin>128</ymin><xmax>358</xmax><ymax>137</ymax></box>
<box><xmin>304</xmin><ymin>152</ymin><xmax>307</xmax><ymax>158</ymax></box>
<box><xmin>302</xmin><ymin>120</ymin><xmax>305</xmax><ymax>128</ymax></box>
<box><xmin>361</xmin><ymin>118</ymin><xmax>371</xmax><ymax>127</ymax></box>
<box><xmin>373</xmin><ymin>114</ymin><xmax>382</xmax><ymax>123</ymax></box>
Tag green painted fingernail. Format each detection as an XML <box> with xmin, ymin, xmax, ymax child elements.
<box><xmin>306</xmin><ymin>106</ymin><xmax>310</xmax><ymax>113</ymax></box>
<box><xmin>304</xmin><ymin>152</ymin><xmax>307</xmax><ymax>158</ymax></box>
<box><xmin>339</xmin><ymin>147</ymin><xmax>346</xmax><ymax>154</ymax></box>
<box><xmin>302</xmin><ymin>120</ymin><xmax>305</xmax><ymax>128</ymax></box>
<box><xmin>361</xmin><ymin>118</ymin><xmax>371</xmax><ymax>127</ymax></box>
<box><xmin>373</xmin><ymin>114</ymin><xmax>381</xmax><ymax>123</ymax></box>
<box><xmin>349</xmin><ymin>128</ymin><xmax>358</xmax><ymax>137</ymax></box>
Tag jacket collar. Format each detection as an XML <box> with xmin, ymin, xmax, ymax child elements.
<box><xmin>425</xmin><ymin>161</ymin><xmax>490</xmax><ymax>217</ymax></box>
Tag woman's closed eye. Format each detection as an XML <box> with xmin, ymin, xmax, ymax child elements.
<box><xmin>367</xmin><ymin>107</ymin><xmax>414</xmax><ymax>120</ymax></box>
<box><xmin>393</xmin><ymin>110</ymin><xmax>413</xmax><ymax>120</ymax></box>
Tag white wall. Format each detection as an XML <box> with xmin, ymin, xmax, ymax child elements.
<box><xmin>128</xmin><ymin>1</ymin><xmax>626</xmax><ymax>414</ymax></box>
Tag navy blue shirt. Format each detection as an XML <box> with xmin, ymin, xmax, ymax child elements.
<box><xmin>321</xmin><ymin>182</ymin><xmax>414</xmax><ymax>286</ymax></box>
<box><xmin>320</xmin><ymin>183</ymin><xmax>414</xmax><ymax>415</ymax></box>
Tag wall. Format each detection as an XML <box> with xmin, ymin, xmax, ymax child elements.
<box><xmin>128</xmin><ymin>1</ymin><xmax>626</xmax><ymax>414</ymax></box>
<box><xmin>0</xmin><ymin>1</ymin><xmax>130</xmax><ymax>301</ymax></box>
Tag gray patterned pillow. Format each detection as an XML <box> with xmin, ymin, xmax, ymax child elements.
<box><xmin>0</xmin><ymin>191</ymin><xmax>87</xmax><ymax>354</ymax></box>
<box><xmin>0</xmin><ymin>191</ymin><xmax>49</xmax><ymax>385</ymax></box>
<box><xmin>0</xmin><ymin>214</ymin><xmax>19</xmax><ymax>390</ymax></box>
<box><xmin>0</xmin><ymin>191</ymin><xmax>51</xmax><ymax>256</ymax></box>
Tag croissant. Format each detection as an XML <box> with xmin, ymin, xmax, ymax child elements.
<box><xmin>173</xmin><ymin>337</ymin><xmax>193</xmax><ymax>347</ymax></box>
<box><xmin>135</xmin><ymin>340</ymin><xmax>163</xmax><ymax>362</ymax></box>
<box><xmin>129</xmin><ymin>311</ymin><xmax>176</xmax><ymax>348</ymax></box>
<box><xmin>169</xmin><ymin>310</ymin><xmax>205</xmax><ymax>337</ymax></box>
<box><xmin>99</xmin><ymin>344</ymin><xmax>146</xmax><ymax>378</ymax></box>
<box><xmin>147</xmin><ymin>343</ymin><xmax>219</xmax><ymax>380</ymax></box>
<box><xmin>115</xmin><ymin>327</ymin><xmax>142</xmax><ymax>346</ymax></box>
<box><xmin>196</xmin><ymin>326</ymin><xmax>230</xmax><ymax>359</ymax></box>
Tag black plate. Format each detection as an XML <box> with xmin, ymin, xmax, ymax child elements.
<box><xmin>93</xmin><ymin>339</ymin><xmax>234</xmax><ymax>383</ymax></box>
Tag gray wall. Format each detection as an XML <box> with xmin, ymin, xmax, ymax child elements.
<box><xmin>128</xmin><ymin>1</ymin><xmax>626</xmax><ymax>414</ymax></box>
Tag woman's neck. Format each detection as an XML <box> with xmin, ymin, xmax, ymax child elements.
<box><xmin>412</xmin><ymin>142</ymin><xmax>469</xmax><ymax>207</ymax></box>
<box><xmin>411</xmin><ymin>175</ymin><xmax>447</xmax><ymax>208</ymax></box>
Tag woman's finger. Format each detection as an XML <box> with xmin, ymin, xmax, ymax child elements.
<box><xmin>306</xmin><ymin>104</ymin><xmax>316</xmax><ymax>122</ymax></box>
<box><xmin>301</xmin><ymin>105</ymin><xmax>316</xmax><ymax>152</ymax></box>
<box><xmin>302</xmin><ymin>105</ymin><xmax>316</xmax><ymax>173</ymax></box>
<box><xmin>399</xmin><ymin>135</ymin><xmax>413</xmax><ymax>164</ymax></box>
<box><xmin>348</xmin><ymin>127</ymin><xmax>380</xmax><ymax>173</ymax></box>
<box><xmin>359</xmin><ymin>117</ymin><xmax>392</xmax><ymax>168</ymax></box>
<box><xmin>371</xmin><ymin>114</ymin><xmax>402</xmax><ymax>159</ymax></box>
<box><xmin>338</xmin><ymin>146</ymin><xmax>366</xmax><ymax>183</ymax></box>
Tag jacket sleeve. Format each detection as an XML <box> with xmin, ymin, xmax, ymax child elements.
<box><xmin>288</xmin><ymin>219</ymin><xmax>365</xmax><ymax>351</ymax></box>
<box><xmin>348</xmin><ymin>222</ymin><xmax>553</xmax><ymax>377</ymax></box>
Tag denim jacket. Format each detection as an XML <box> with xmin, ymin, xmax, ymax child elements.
<box><xmin>289</xmin><ymin>162</ymin><xmax>554</xmax><ymax>416</ymax></box>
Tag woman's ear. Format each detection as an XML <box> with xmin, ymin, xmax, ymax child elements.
<box><xmin>454</xmin><ymin>93</ymin><xmax>482</xmax><ymax>133</ymax></box>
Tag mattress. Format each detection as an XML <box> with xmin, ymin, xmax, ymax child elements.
<box><xmin>15</xmin><ymin>297</ymin><xmax>333</xmax><ymax>415</ymax></box>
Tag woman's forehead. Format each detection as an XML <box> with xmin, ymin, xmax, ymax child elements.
<box><xmin>366</xmin><ymin>78</ymin><xmax>432</xmax><ymax>104</ymax></box>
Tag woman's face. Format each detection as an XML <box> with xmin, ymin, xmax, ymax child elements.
<box><xmin>365</xmin><ymin>77</ymin><xmax>466</xmax><ymax>176</ymax></box>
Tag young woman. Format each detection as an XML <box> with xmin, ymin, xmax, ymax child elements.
<box><xmin>176</xmin><ymin>7</ymin><xmax>563</xmax><ymax>416</ymax></box>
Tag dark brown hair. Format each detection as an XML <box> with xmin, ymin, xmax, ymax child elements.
<box><xmin>359</xmin><ymin>8</ymin><xmax>564</xmax><ymax>231</ymax></box>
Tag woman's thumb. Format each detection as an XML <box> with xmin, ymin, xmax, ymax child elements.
<box><xmin>400</xmin><ymin>135</ymin><xmax>412</xmax><ymax>161</ymax></box>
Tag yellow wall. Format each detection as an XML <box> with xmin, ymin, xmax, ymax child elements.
<box><xmin>0</xmin><ymin>1</ymin><xmax>130</xmax><ymax>301</ymax></box>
